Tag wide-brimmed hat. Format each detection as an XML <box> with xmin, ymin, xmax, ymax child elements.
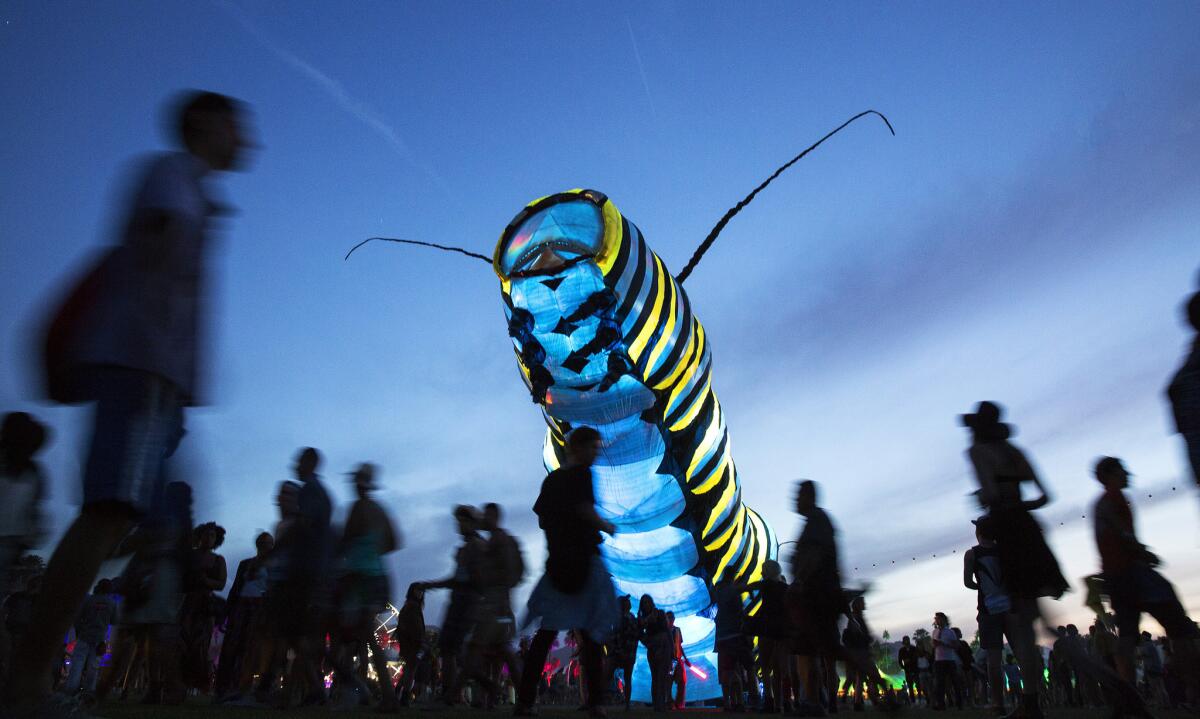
<box><xmin>347</xmin><ymin>462</ymin><xmax>379</xmax><ymax>489</ymax></box>
<box><xmin>453</xmin><ymin>504</ymin><xmax>480</xmax><ymax>523</ymax></box>
<box><xmin>959</xmin><ymin>400</ymin><xmax>1003</xmax><ymax>428</ymax></box>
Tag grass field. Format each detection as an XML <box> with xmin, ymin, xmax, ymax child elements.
<box><xmin>92</xmin><ymin>703</ymin><xmax>1198</xmax><ymax>719</ymax></box>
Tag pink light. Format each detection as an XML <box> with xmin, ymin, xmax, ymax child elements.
<box><xmin>687</xmin><ymin>665</ymin><xmax>707</xmax><ymax>680</ymax></box>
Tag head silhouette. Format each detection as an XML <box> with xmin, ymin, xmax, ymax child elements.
<box><xmin>454</xmin><ymin>505</ymin><xmax>478</xmax><ymax>537</ymax></box>
<box><xmin>0</xmin><ymin>412</ymin><xmax>48</xmax><ymax>466</ymax></box>
<box><xmin>482</xmin><ymin>502</ymin><xmax>501</xmax><ymax>531</ymax></box>
<box><xmin>171</xmin><ymin>90</ymin><xmax>254</xmax><ymax>172</ymax></box>
<box><xmin>566</xmin><ymin>426</ymin><xmax>602</xmax><ymax>467</ymax></box>
<box><xmin>255</xmin><ymin>531</ymin><xmax>274</xmax><ymax>555</ymax></box>
<box><xmin>294</xmin><ymin>447</ymin><xmax>320</xmax><ymax>480</ymax></box>
<box><xmin>1094</xmin><ymin>456</ymin><xmax>1131</xmax><ymax>490</ymax></box>
<box><xmin>795</xmin><ymin>480</ymin><xmax>818</xmax><ymax>515</ymax></box>
<box><xmin>1186</xmin><ymin>291</ymin><xmax>1200</xmax><ymax>332</ymax></box>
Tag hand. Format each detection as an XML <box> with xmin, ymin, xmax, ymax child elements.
<box><xmin>601</xmin><ymin>520</ymin><xmax>617</xmax><ymax>535</ymax></box>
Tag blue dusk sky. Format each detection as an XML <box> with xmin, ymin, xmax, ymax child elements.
<box><xmin>1</xmin><ymin>1</ymin><xmax>1198</xmax><ymax>638</ymax></box>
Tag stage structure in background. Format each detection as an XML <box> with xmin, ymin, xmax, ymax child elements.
<box><xmin>348</xmin><ymin>110</ymin><xmax>895</xmax><ymax>700</ymax></box>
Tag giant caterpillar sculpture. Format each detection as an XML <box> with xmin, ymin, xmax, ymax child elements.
<box><xmin>348</xmin><ymin>111</ymin><xmax>894</xmax><ymax>700</ymax></box>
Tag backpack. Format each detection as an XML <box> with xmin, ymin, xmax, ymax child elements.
<box><xmin>498</xmin><ymin>532</ymin><xmax>525</xmax><ymax>588</ymax></box>
<box><xmin>39</xmin><ymin>246</ymin><xmax>125</xmax><ymax>404</ymax></box>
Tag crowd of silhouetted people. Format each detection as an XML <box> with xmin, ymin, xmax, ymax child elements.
<box><xmin>2</xmin><ymin>90</ymin><xmax>1200</xmax><ymax>719</ymax></box>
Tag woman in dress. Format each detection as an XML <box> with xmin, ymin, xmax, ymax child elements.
<box><xmin>961</xmin><ymin>401</ymin><xmax>1066</xmax><ymax>718</ymax></box>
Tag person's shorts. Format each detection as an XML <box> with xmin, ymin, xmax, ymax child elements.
<box><xmin>467</xmin><ymin>611</ymin><xmax>516</xmax><ymax>651</ymax></box>
<box><xmin>1106</xmin><ymin>565</ymin><xmax>1200</xmax><ymax>644</ymax></box>
<box><xmin>757</xmin><ymin>636</ymin><xmax>794</xmax><ymax>671</ymax></box>
<box><xmin>978</xmin><ymin>610</ymin><xmax>1005</xmax><ymax>650</ymax></box>
<box><xmin>439</xmin><ymin>595</ymin><xmax>475</xmax><ymax>657</ymax></box>
<box><xmin>796</xmin><ymin>610</ymin><xmax>840</xmax><ymax>655</ymax></box>
<box><xmin>83</xmin><ymin>368</ymin><xmax>184</xmax><ymax>516</ymax></box>
<box><xmin>716</xmin><ymin>636</ymin><xmax>751</xmax><ymax>681</ymax></box>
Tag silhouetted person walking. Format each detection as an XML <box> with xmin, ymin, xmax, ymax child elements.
<box><xmin>1092</xmin><ymin>456</ymin><xmax>1199</xmax><ymax>705</ymax></box>
<box><xmin>667</xmin><ymin>611</ymin><xmax>691</xmax><ymax>709</ymax></box>
<box><xmin>420</xmin><ymin>504</ymin><xmax>486</xmax><ymax>705</ymax></box>
<box><xmin>452</xmin><ymin>502</ymin><xmax>522</xmax><ymax>706</ymax></box>
<box><xmin>1167</xmin><ymin>291</ymin><xmax>1200</xmax><ymax>488</ymax></box>
<box><xmin>63</xmin><ymin>579</ymin><xmax>116</xmax><ymax>697</ymax></box>
<box><xmin>607</xmin><ymin>595</ymin><xmax>639</xmax><ymax>711</ymax></box>
<box><xmin>7</xmin><ymin>91</ymin><xmax>254</xmax><ymax>710</ymax></box>
<box><xmin>960</xmin><ymin>401</ymin><xmax>1065</xmax><ymax>718</ymax></box>
<box><xmin>289</xmin><ymin>447</ymin><xmax>333</xmax><ymax>705</ymax></box>
<box><xmin>392</xmin><ymin>583</ymin><xmax>427</xmax><ymax>706</ymax></box>
<box><xmin>638</xmin><ymin>594</ymin><xmax>673</xmax><ymax>713</ymax></box>
<box><xmin>515</xmin><ymin>427</ymin><xmax>618</xmax><ymax>718</ymax></box>
<box><xmin>336</xmin><ymin>462</ymin><xmax>400</xmax><ymax>710</ymax></box>
<box><xmin>180</xmin><ymin>522</ymin><xmax>226</xmax><ymax>692</ymax></box>
<box><xmin>214</xmin><ymin>531</ymin><xmax>273</xmax><ymax>701</ymax></box>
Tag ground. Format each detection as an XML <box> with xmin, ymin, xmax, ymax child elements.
<box><xmin>92</xmin><ymin>704</ymin><xmax>1197</xmax><ymax>719</ymax></box>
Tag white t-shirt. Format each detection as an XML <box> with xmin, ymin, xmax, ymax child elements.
<box><xmin>933</xmin><ymin>626</ymin><xmax>959</xmax><ymax>662</ymax></box>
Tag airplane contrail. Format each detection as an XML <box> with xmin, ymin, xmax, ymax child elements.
<box><xmin>215</xmin><ymin>0</ymin><xmax>453</xmax><ymax>197</ymax></box>
<box><xmin>625</xmin><ymin>16</ymin><xmax>658</xmax><ymax>119</ymax></box>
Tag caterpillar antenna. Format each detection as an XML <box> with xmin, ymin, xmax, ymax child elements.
<box><xmin>675</xmin><ymin>109</ymin><xmax>895</xmax><ymax>284</ymax></box>
<box><xmin>344</xmin><ymin>237</ymin><xmax>492</xmax><ymax>264</ymax></box>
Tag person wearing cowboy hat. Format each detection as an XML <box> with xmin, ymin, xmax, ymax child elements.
<box><xmin>960</xmin><ymin>401</ymin><xmax>1066</xmax><ymax>719</ymax></box>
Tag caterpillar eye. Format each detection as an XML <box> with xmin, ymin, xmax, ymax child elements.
<box><xmin>497</xmin><ymin>199</ymin><xmax>605</xmax><ymax>278</ymax></box>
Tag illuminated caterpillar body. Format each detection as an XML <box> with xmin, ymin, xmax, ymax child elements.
<box><xmin>494</xmin><ymin>190</ymin><xmax>776</xmax><ymax>698</ymax></box>
<box><xmin>350</xmin><ymin>110</ymin><xmax>894</xmax><ymax>702</ymax></box>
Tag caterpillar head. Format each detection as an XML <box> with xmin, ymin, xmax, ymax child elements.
<box><xmin>494</xmin><ymin>190</ymin><xmax>649</xmax><ymax>423</ymax></box>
